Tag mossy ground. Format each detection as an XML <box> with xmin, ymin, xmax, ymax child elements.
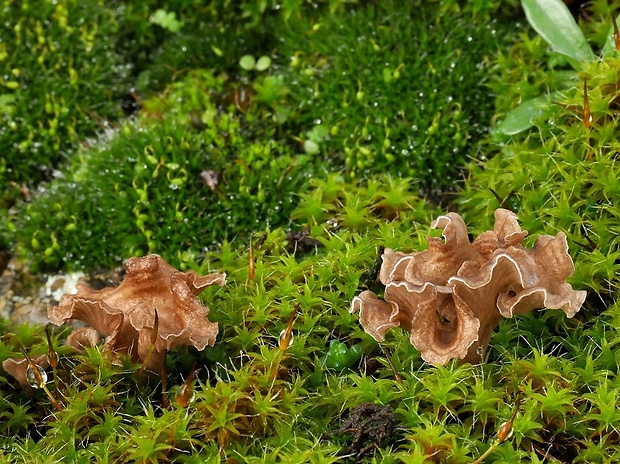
<box><xmin>1</xmin><ymin>0</ymin><xmax>620</xmax><ymax>462</ymax></box>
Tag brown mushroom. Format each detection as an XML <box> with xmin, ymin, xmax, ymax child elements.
<box><xmin>351</xmin><ymin>209</ymin><xmax>587</xmax><ymax>365</ymax></box>
<box><xmin>66</xmin><ymin>326</ymin><xmax>101</xmax><ymax>352</ymax></box>
<box><xmin>48</xmin><ymin>254</ymin><xmax>225</xmax><ymax>371</ymax></box>
<box><xmin>2</xmin><ymin>355</ymin><xmax>49</xmax><ymax>389</ymax></box>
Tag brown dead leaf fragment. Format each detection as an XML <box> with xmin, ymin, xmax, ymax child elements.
<box><xmin>48</xmin><ymin>254</ymin><xmax>225</xmax><ymax>372</ymax></box>
<box><xmin>351</xmin><ymin>209</ymin><xmax>587</xmax><ymax>365</ymax></box>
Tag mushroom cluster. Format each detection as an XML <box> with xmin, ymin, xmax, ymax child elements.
<box><xmin>48</xmin><ymin>254</ymin><xmax>225</xmax><ymax>372</ymax></box>
<box><xmin>351</xmin><ymin>209</ymin><xmax>587</xmax><ymax>364</ymax></box>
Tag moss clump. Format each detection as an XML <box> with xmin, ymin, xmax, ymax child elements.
<box><xmin>13</xmin><ymin>70</ymin><xmax>318</xmax><ymax>272</ymax></box>
<box><xmin>7</xmin><ymin>0</ymin><xmax>520</xmax><ymax>272</ymax></box>
<box><xmin>3</xmin><ymin>171</ymin><xmax>620</xmax><ymax>461</ymax></box>
<box><xmin>7</xmin><ymin>1</ymin><xmax>620</xmax><ymax>463</ymax></box>
<box><xmin>3</xmin><ymin>231</ymin><xmax>620</xmax><ymax>461</ymax></box>
<box><xmin>130</xmin><ymin>4</ymin><xmax>270</xmax><ymax>93</ymax></box>
<box><xmin>268</xmin><ymin>0</ymin><xmax>516</xmax><ymax>190</ymax></box>
<box><xmin>127</xmin><ymin>1</ymin><xmax>379</xmax><ymax>92</ymax></box>
<box><xmin>0</xmin><ymin>0</ymin><xmax>132</xmax><ymax>186</ymax></box>
<box><xmin>0</xmin><ymin>175</ymin><xmax>440</xmax><ymax>461</ymax></box>
<box><xmin>132</xmin><ymin>0</ymin><xmax>521</xmax><ymax>189</ymax></box>
<box><xmin>458</xmin><ymin>54</ymin><xmax>620</xmax><ymax>298</ymax></box>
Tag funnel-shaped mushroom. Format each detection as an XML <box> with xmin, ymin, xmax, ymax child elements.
<box><xmin>351</xmin><ymin>209</ymin><xmax>586</xmax><ymax>364</ymax></box>
<box><xmin>48</xmin><ymin>254</ymin><xmax>225</xmax><ymax>371</ymax></box>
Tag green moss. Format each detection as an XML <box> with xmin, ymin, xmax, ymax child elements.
<box><xmin>7</xmin><ymin>0</ymin><xmax>520</xmax><ymax>271</ymax></box>
<box><xmin>4</xmin><ymin>176</ymin><xmax>620</xmax><ymax>460</ymax></box>
<box><xmin>0</xmin><ymin>0</ymin><xmax>132</xmax><ymax>186</ymax></box>
<box><xmin>265</xmin><ymin>0</ymin><xmax>516</xmax><ymax>190</ymax></box>
<box><xmin>0</xmin><ymin>0</ymin><xmax>306</xmax><ymax>188</ymax></box>
<box><xmin>135</xmin><ymin>0</ymin><xmax>520</xmax><ymax>190</ymax></box>
<box><xmin>129</xmin><ymin>0</ymin><xmax>338</xmax><ymax>93</ymax></box>
<box><xmin>13</xmin><ymin>70</ymin><xmax>318</xmax><ymax>272</ymax></box>
<box><xmin>459</xmin><ymin>55</ymin><xmax>620</xmax><ymax>298</ymax></box>
<box><xmin>452</xmin><ymin>7</ymin><xmax>620</xmax><ymax>455</ymax></box>
<box><xmin>0</xmin><ymin>177</ymin><xmax>441</xmax><ymax>460</ymax></box>
<box><xmin>438</xmin><ymin>0</ymin><xmax>521</xmax><ymax>17</ymax></box>
<box><xmin>486</xmin><ymin>0</ymin><xmax>620</xmax><ymax>140</ymax></box>
<box><xmin>5</xmin><ymin>1</ymin><xmax>620</xmax><ymax>462</ymax></box>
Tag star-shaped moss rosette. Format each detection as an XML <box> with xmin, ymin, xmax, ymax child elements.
<box><xmin>351</xmin><ymin>209</ymin><xmax>587</xmax><ymax>364</ymax></box>
<box><xmin>48</xmin><ymin>254</ymin><xmax>225</xmax><ymax>372</ymax></box>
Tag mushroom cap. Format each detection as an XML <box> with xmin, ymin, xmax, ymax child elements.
<box><xmin>351</xmin><ymin>209</ymin><xmax>586</xmax><ymax>365</ymax></box>
<box><xmin>66</xmin><ymin>326</ymin><xmax>101</xmax><ymax>352</ymax></box>
<box><xmin>47</xmin><ymin>254</ymin><xmax>226</xmax><ymax>371</ymax></box>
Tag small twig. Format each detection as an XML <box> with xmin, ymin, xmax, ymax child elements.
<box><xmin>489</xmin><ymin>188</ymin><xmax>516</xmax><ymax>210</ymax></box>
<box><xmin>583</xmin><ymin>80</ymin><xmax>591</xmax><ymax>130</ymax></box>
<box><xmin>279</xmin><ymin>305</ymin><xmax>298</xmax><ymax>353</ymax></box>
<box><xmin>249</xmin><ymin>237</ymin><xmax>256</xmax><ymax>281</ymax></box>
<box><xmin>269</xmin><ymin>305</ymin><xmax>299</xmax><ymax>382</ymax></box>
<box><xmin>175</xmin><ymin>362</ymin><xmax>198</xmax><ymax>407</ymax></box>
<box><xmin>613</xmin><ymin>15</ymin><xmax>620</xmax><ymax>51</ymax></box>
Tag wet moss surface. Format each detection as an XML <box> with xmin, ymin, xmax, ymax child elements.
<box><xmin>6</xmin><ymin>0</ymin><xmax>517</xmax><ymax>272</ymax></box>
<box><xmin>271</xmin><ymin>1</ymin><xmax>516</xmax><ymax>188</ymax></box>
<box><xmin>0</xmin><ymin>0</ymin><xmax>131</xmax><ymax>186</ymax></box>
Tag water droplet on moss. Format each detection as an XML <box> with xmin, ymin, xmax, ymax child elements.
<box><xmin>26</xmin><ymin>365</ymin><xmax>48</xmax><ymax>389</ymax></box>
<box><xmin>278</xmin><ymin>329</ymin><xmax>294</xmax><ymax>348</ymax></box>
<box><xmin>326</xmin><ymin>218</ymin><xmax>338</xmax><ymax>229</ymax></box>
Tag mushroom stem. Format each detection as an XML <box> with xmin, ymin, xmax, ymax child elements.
<box><xmin>136</xmin><ymin>308</ymin><xmax>159</xmax><ymax>376</ymax></box>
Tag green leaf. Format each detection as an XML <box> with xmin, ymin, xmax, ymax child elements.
<box><xmin>521</xmin><ymin>0</ymin><xmax>595</xmax><ymax>65</ymax></box>
<box><xmin>323</xmin><ymin>340</ymin><xmax>362</xmax><ymax>370</ymax></box>
<box><xmin>495</xmin><ymin>92</ymin><xmax>560</xmax><ymax>136</ymax></box>
<box><xmin>281</xmin><ymin>0</ymin><xmax>301</xmax><ymax>21</ymax></box>
<box><xmin>303</xmin><ymin>139</ymin><xmax>319</xmax><ymax>155</ymax></box>
<box><xmin>255</xmin><ymin>55</ymin><xmax>272</xmax><ymax>72</ymax></box>
<box><xmin>253</xmin><ymin>75</ymin><xmax>289</xmax><ymax>104</ymax></box>
<box><xmin>306</xmin><ymin>124</ymin><xmax>330</xmax><ymax>142</ymax></box>
<box><xmin>239</xmin><ymin>54</ymin><xmax>256</xmax><ymax>71</ymax></box>
<box><xmin>150</xmin><ymin>9</ymin><xmax>182</xmax><ymax>33</ymax></box>
<box><xmin>0</xmin><ymin>94</ymin><xmax>16</xmax><ymax>114</ymax></box>
<box><xmin>2</xmin><ymin>81</ymin><xmax>19</xmax><ymax>89</ymax></box>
